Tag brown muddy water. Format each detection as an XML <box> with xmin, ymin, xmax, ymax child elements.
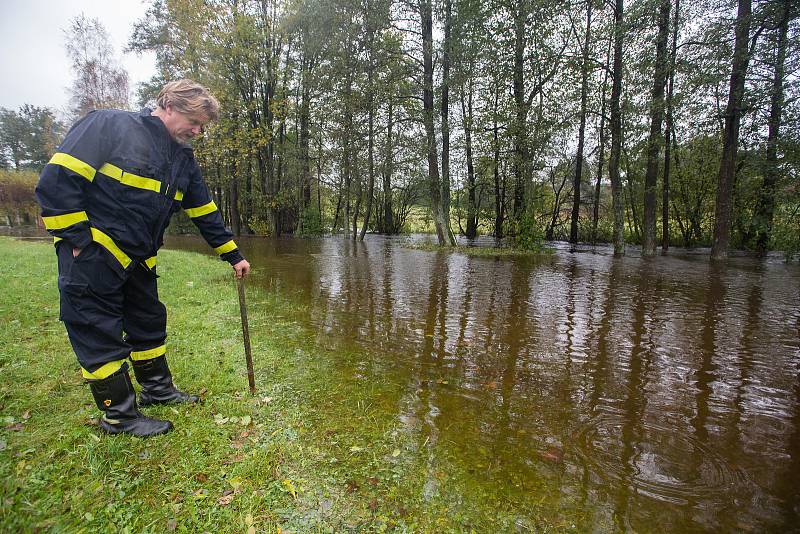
<box><xmin>167</xmin><ymin>234</ymin><xmax>799</xmax><ymax>532</ymax></box>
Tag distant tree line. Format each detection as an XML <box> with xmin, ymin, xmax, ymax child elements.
<box><xmin>2</xmin><ymin>1</ymin><xmax>798</xmax><ymax>259</ymax></box>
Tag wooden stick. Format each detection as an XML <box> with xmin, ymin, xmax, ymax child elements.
<box><xmin>237</xmin><ymin>276</ymin><xmax>256</xmax><ymax>395</ymax></box>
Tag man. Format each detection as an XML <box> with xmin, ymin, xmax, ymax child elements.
<box><xmin>36</xmin><ymin>79</ymin><xmax>250</xmax><ymax>437</ymax></box>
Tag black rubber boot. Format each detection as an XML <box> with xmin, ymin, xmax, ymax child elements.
<box><xmin>132</xmin><ymin>355</ymin><xmax>200</xmax><ymax>406</ymax></box>
<box><xmin>89</xmin><ymin>369</ymin><xmax>173</xmax><ymax>437</ymax></box>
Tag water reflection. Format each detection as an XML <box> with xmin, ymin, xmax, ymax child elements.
<box><xmin>165</xmin><ymin>235</ymin><xmax>800</xmax><ymax>531</ymax></box>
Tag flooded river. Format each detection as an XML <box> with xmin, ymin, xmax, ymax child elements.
<box><xmin>167</xmin><ymin>234</ymin><xmax>799</xmax><ymax>532</ymax></box>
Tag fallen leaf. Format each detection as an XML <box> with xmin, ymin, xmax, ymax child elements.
<box><xmin>194</xmin><ymin>473</ymin><xmax>209</xmax><ymax>483</ymax></box>
<box><xmin>230</xmin><ymin>441</ymin><xmax>244</xmax><ymax>450</ymax></box>
<box><xmin>228</xmin><ymin>476</ymin><xmax>243</xmax><ymax>491</ymax></box>
<box><xmin>245</xmin><ymin>514</ymin><xmax>254</xmax><ymax>526</ymax></box>
<box><xmin>283</xmin><ymin>479</ymin><xmax>298</xmax><ymax>499</ymax></box>
<box><xmin>221</xmin><ymin>489</ymin><xmax>234</xmax><ymax>497</ymax></box>
<box><xmin>199</xmin><ymin>388</ymin><xmax>208</xmax><ymax>396</ymax></box>
<box><xmin>5</xmin><ymin>423</ymin><xmax>24</xmax><ymax>432</ymax></box>
<box><xmin>167</xmin><ymin>519</ymin><xmax>177</xmax><ymax>531</ymax></box>
<box><xmin>349</xmin><ymin>446</ymin><xmax>363</xmax><ymax>453</ymax></box>
<box><xmin>345</xmin><ymin>480</ymin><xmax>359</xmax><ymax>494</ymax></box>
<box><xmin>240</xmin><ymin>415</ymin><xmax>252</xmax><ymax>427</ymax></box>
<box><xmin>21</xmin><ymin>411</ymin><xmax>31</xmax><ymax>420</ymax></box>
<box><xmin>193</xmin><ymin>489</ymin><xmax>209</xmax><ymax>500</ymax></box>
<box><xmin>223</xmin><ymin>454</ymin><xmax>244</xmax><ymax>465</ymax></box>
<box><xmin>541</xmin><ymin>446</ymin><xmax>564</xmax><ymax>464</ymax></box>
<box><xmin>368</xmin><ymin>477</ymin><xmax>379</xmax><ymax>486</ymax></box>
<box><xmin>247</xmin><ymin>527</ymin><xmax>256</xmax><ymax>534</ymax></box>
<box><xmin>217</xmin><ymin>494</ymin><xmax>234</xmax><ymax>506</ymax></box>
<box><xmin>368</xmin><ymin>498</ymin><xmax>378</xmax><ymax>511</ymax></box>
<box><xmin>259</xmin><ymin>396</ymin><xmax>273</xmax><ymax>405</ymax></box>
<box><xmin>391</xmin><ymin>449</ymin><xmax>401</xmax><ymax>458</ymax></box>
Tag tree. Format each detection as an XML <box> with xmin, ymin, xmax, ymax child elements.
<box><xmin>711</xmin><ymin>0</ymin><xmax>753</xmax><ymax>260</ymax></box>
<box><xmin>753</xmin><ymin>0</ymin><xmax>793</xmax><ymax>256</ymax></box>
<box><xmin>608</xmin><ymin>0</ymin><xmax>626</xmax><ymax>256</ymax></box>
<box><xmin>64</xmin><ymin>14</ymin><xmax>130</xmax><ymax>118</ymax></box>
<box><xmin>641</xmin><ymin>0</ymin><xmax>671</xmax><ymax>256</ymax></box>
<box><xmin>0</xmin><ymin>106</ymin><xmax>64</xmax><ymax>171</ymax></box>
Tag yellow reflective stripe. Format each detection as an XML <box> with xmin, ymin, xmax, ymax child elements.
<box><xmin>214</xmin><ymin>240</ymin><xmax>237</xmax><ymax>255</ymax></box>
<box><xmin>145</xmin><ymin>256</ymin><xmax>157</xmax><ymax>270</ymax></box>
<box><xmin>130</xmin><ymin>345</ymin><xmax>166</xmax><ymax>361</ymax></box>
<box><xmin>99</xmin><ymin>163</ymin><xmax>161</xmax><ymax>194</ymax></box>
<box><xmin>49</xmin><ymin>153</ymin><xmax>96</xmax><ymax>182</ymax></box>
<box><xmin>90</xmin><ymin>227</ymin><xmax>132</xmax><ymax>269</ymax></box>
<box><xmin>42</xmin><ymin>211</ymin><xmax>89</xmax><ymax>230</ymax></box>
<box><xmin>82</xmin><ymin>359</ymin><xmax>126</xmax><ymax>380</ymax></box>
<box><xmin>54</xmin><ymin>237</ymin><xmax>62</xmax><ymax>244</ymax></box>
<box><xmin>185</xmin><ymin>201</ymin><xmax>218</xmax><ymax>218</ymax></box>
<box><xmin>174</xmin><ymin>190</ymin><xmax>184</xmax><ymax>201</ymax></box>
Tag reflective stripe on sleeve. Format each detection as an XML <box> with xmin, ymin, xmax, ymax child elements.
<box><xmin>49</xmin><ymin>153</ymin><xmax>96</xmax><ymax>182</ymax></box>
<box><xmin>185</xmin><ymin>200</ymin><xmax>218</xmax><ymax>218</ymax></box>
<box><xmin>90</xmin><ymin>228</ymin><xmax>132</xmax><ymax>269</ymax></box>
<box><xmin>42</xmin><ymin>211</ymin><xmax>89</xmax><ymax>230</ymax></box>
<box><xmin>130</xmin><ymin>345</ymin><xmax>166</xmax><ymax>361</ymax></box>
<box><xmin>82</xmin><ymin>359</ymin><xmax>126</xmax><ymax>380</ymax></box>
<box><xmin>214</xmin><ymin>240</ymin><xmax>237</xmax><ymax>255</ymax></box>
<box><xmin>99</xmin><ymin>163</ymin><xmax>161</xmax><ymax>194</ymax></box>
<box><xmin>145</xmin><ymin>256</ymin><xmax>157</xmax><ymax>270</ymax></box>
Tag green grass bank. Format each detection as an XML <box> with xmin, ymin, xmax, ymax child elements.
<box><xmin>0</xmin><ymin>237</ymin><xmax>578</xmax><ymax>533</ymax></box>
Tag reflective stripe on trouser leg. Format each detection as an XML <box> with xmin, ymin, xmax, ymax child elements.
<box><xmin>56</xmin><ymin>241</ymin><xmax>131</xmax><ymax>375</ymax></box>
<box><xmin>123</xmin><ymin>264</ymin><xmax>167</xmax><ymax>360</ymax></box>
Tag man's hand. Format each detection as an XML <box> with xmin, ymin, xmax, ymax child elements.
<box><xmin>233</xmin><ymin>259</ymin><xmax>251</xmax><ymax>279</ymax></box>
<box><xmin>72</xmin><ymin>247</ymin><xmax>82</xmax><ymax>258</ymax></box>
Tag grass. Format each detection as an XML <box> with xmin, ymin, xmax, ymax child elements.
<box><xmin>0</xmin><ymin>237</ymin><xmax>581</xmax><ymax>533</ymax></box>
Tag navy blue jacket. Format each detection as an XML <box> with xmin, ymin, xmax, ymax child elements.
<box><xmin>36</xmin><ymin>108</ymin><xmax>243</xmax><ymax>271</ymax></box>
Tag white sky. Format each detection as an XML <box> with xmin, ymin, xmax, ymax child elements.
<box><xmin>0</xmin><ymin>0</ymin><xmax>157</xmax><ymax>116</ymax></box>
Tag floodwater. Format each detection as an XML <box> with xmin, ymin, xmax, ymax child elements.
<box><xmin>167</xmin><ymin>234</ymin><xmax>800</xmax><ymax>532</ymax></box>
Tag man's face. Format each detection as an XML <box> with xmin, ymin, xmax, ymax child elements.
<box><xmin>162</xmin><ymin>105</ymin><xmax>208</xmax><ymax>143</ymax></box>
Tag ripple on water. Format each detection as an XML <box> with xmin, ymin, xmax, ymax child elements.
<box><xmin>571</xmin><ymin>412</ymin><xmax>750</xmax><ymax>505</ymax></box>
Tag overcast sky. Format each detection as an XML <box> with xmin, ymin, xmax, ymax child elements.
<box><xmin>0</xmin><ymin>0</ymin><xmax>156</xmax><ymax>117</ymax></box>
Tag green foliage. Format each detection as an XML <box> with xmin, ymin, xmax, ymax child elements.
<box><xmin>0</xmin><ymin>106</ymin><xmax>63</xmax><ymax>171</ymax></box>
<box><xmin>512</xmin><ymin>209</ymin><xmax>546</xmax><ymax>252</ymax></box>
<box><xmin>298</xmin><ymin>206</ymin><xmax>324</xmax><ymax>236</ymax></box>
<box><xmin>0</xmin><ymin>170</ymin><xmax>40</xmax><ymax>226</ymax></box>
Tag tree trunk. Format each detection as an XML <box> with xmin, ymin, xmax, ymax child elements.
<box><xmin>383</xmin><ymin>99</ymin><xmax>395</xmax><ymax>233</ymax></box>
<box><xmin>608</xmin><ymin>0</ymin><xmax>626</xmax><ymax>256</ymax></box>
<box><xmin>662</xmin><ymin>0</ymin><xmax>680</xmax><ymax>253</ymax></box>
<box><xmin>571</xmin><ymin>0</ymin><xmax>593</xmax><ymax>244</ymax></box>
<box><xmin>461</xmin><ymin>79</ymin><xmax>477</xmax><ymax>239</ymax></box>
<box><xmin>711</xmin><ymin>0</ymin><xmax>752</xmax><ymax>260</ymax></box>
<box><xmin>593</xmin><ymin>36</ymin><xmax>612</xmax><ymax>246</ymax></box>
<box><xmin>360</xmin><ymin>22</ymin><xmax>376</xmax><ymax>242</ymax></box>
<box><xmin>439</xmin><ymin>0</ymin><xmax>456</xmax><ymax>244</ymax></box>
<box><xmin>754</xmin><ymin>0</ymin><xmax>789</xmax><ymax>257</ymax></box>
<box><xmin>421</xmin><ymin>0</ymin><xmax>448</xmax><ymax>245</ymax></box>
<box><xmin>642</xmin><ymin>0</ymin><xmax>671</xmax><ymax>256</ymax></box>
<box><xmin>512</xmin><ymin>0</ymin><xmax>528</xmax><ymax>219</ymax></box>
<box><xmin>493</xmin><ymin>89</ymin><xmax>504</xmax><ymax>239</ymax></box>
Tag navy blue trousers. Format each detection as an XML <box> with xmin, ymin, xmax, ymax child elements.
<box><xmin>56</xmin><ymin>241</ymin><xmax>166</xmax><ymax>376</ymax></box>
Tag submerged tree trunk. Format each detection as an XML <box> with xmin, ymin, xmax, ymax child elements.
<box><xmin>711</xmin><ymin>0</ymin><xmax>752</xmax><ymax>260</ymax></box>
<box><xmin>439</xmin><ymin>0</ymin><xmax>456</xmax><ymax>244</ymax></box>
<box><xmin>593</xmin><ymin>36</ymin><xmax>612</xmax><ymax>246</ymax></box>
<box><xmin>754</xmin><ymin>0</ymin><xmax>790</xmax><ymax>257</ymax></box>
<box><xmin>462</xmin><ymin>79</ymin><xmax>477</xmax><ymax>239</ymax></box>
<box><xmin>609</xmin><ymin>0</ymin><xmax>626</xmax><ymax>256</ymax></box>
<box><xmin>421</xmin><ymin>0</ymin><xmax>448</xmax><ymax>245</ymax></box>
<box><xmin>571</xmin><ymin>0</ymin><xmax>593</xmax><ymax>244</ymax></box>
<box><xmin>662</xmin><ymin>0</ymin><xmax>680</xmax><ymax>254</ymax></box>
<box><xmin>642</xmin><ymin>0</ymin><xmax>671</xmax><ymax>256</ymax></box>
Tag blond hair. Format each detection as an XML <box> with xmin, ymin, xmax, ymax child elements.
<box><xmin>156</xmin><ymin>79</ymin><xmax>220</xmax><ymax>122</ymax></box>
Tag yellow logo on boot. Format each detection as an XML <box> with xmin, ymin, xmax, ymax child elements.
<box><xmin>103</xmin><ymin>399</ymin><xmax>112</xmax><ymax>407</ymax></box>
